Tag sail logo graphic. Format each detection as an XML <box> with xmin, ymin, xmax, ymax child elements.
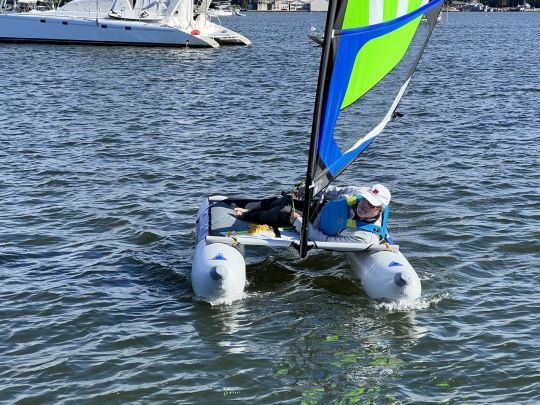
<box><xmin>211</xmin><ymin>253</ymin><xmax>227</xmax><ymax>261</ymax></box>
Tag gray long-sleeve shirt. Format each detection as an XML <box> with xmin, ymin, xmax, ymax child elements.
<box><xmin>293</xmin><ymin>185</ymin><xmax>383</xmax><ymax>244</ymax></box>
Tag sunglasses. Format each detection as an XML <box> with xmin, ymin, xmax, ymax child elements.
<box><xmin>359</xmin><ymin>198</ymin><xmax>381</xmax><ymax>210</ymax></box>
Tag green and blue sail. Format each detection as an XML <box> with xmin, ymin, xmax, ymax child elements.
<box><xmin>300</xmin><ymin>0</ymin><xmax>443</xmax><ymax>257</ymax></box>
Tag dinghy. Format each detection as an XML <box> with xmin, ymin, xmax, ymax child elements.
<box><xmin>192</xmin><ymin>0</ymin><xmax>443</xmax><ymax>304</ymax></box>
<box><xmin>308</xmin><ymin>25</ymin><xmax>324</xmax><ymax>46</ymax></box>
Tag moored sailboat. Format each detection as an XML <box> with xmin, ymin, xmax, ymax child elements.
<box><xmin>0</xmin><ymin>0</ymin><xmax>250</xmax><ymax>47</ymax></box>
<box><xmin>192</xmin><ymin>0</ymin><xmax>444</xmax><ymax>304</ymax></box>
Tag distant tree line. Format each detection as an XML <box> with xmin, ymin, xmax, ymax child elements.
<box><xmin>447</xmin><ymin>0</ymin><xmax>540</xmax><ymax>6</ymax></box>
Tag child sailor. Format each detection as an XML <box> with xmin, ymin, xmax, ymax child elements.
<box><xmin>235</xmin><ymin>183</ymin><xmax>391</xmax><ymax>245</ymax></box>
<box><xmin>291</xmin><ymin>184</ymin><xmax>391</xmax><ymax>244</ymax></box>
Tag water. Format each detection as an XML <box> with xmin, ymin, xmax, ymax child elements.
<box><xmin>1</xmin><ymin>11</ymin><xmax>539</xmax><ymax>404</ymax></box>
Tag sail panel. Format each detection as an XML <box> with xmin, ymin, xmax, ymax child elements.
<box><xmin>316</xmin><ymin>8</ymin><xmax>426</xmax><ymax>181</ymax></box>
<box><xmin>383</xmin><ymin>0</ymin><xmax>399</xmax><ymax>21</ymax></box>
<box><xmin>313</xmin><ymin>0</ymin><xmax>442</xmax><ymax>193</ymax></box>
<box><xmin>342</xmin><ymin>0</ymin><xmax>428</xmax><ymax>29</ymax></box>
<box><xmin>342</xmin><ymin>17</ymin><xmax>421</xmax><ymax>109</ymax></box>
<box><xmin>342</xmin><ymin>1</ymin><xmax>369</xmax><ymax>28</ymax></box>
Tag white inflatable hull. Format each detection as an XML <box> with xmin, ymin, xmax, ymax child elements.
<box><xmin>192</xmin><ymin>199</ymin><xmax>247</xmax><ymax>304</ymax></box>
<box><xmin>192</xmin><ymin>240</ymin><xmax>246</xmax><ymax>304</ymax></box>
<box><xmin>347</xmin><ymin>250</ymin><xmax>421</xmax><ymax>300</ymax></box>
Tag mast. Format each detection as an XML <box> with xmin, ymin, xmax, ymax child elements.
<box><xmin>299</xmin><ymin>0</ymin><xmax>339</xmax><ymax>258</ymax></box>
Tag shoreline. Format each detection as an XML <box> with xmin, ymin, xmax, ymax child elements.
<box><xmin>243</xmin><ymin>9</ymin><xmax>540</xmax><ymax>13</ymax></box>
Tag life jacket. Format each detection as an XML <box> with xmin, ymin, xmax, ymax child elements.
<box><xmin>318</xmin><ymin>195</ymin><xmax>389</xmax><ymax>239</ymax></box>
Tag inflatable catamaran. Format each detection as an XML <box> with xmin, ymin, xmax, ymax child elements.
<box><xmin>193</xmin><ymin>0</ymin><xmax>443</xmax><ymax>304</ymax></box>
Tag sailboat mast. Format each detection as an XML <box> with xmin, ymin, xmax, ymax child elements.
<box><xmin>299</xmin><ymin>0</ymin><xmax>339</xmax><ymax>258</ymax></box>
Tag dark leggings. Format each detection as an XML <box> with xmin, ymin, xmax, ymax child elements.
<box><xmin>242</xmin><ymin>195</ymin><xmax>298</xmax><ymax>228</ymax></box>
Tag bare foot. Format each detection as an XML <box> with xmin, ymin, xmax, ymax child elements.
<box><xmin>290</xmin><ymin>212</ymin><xmax>301</xmax><ymax>224</ymax></box>
<box><xmin>234</xmin><ymin>207</ymin><xmax>248</xmax><ymax>218</ymax></box>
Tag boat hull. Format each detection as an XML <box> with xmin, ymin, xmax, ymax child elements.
<box><xmin>0</xmin><ymin>14</ymin><xmax>220</xmax><ymax>48</ymax></box>
<box><xmin>192</xmin><ymin>199</ymin><xmax>247</xmax><ymax>304</ymax></box>
<box><xmin>211</xmin><ymin>30</ymin><xmax>251</xmax><ymax>46</ymax></box>
<box><xmin>197</xmin><ymin>17</ymin><xmax>251</xmax><ymax>46</ymax></box>
<box><xmin>346</xmin><ymin>250</ymin><xmax>421</xmax><ymax>300</ymax></box>
<box><xmin>308</xmin><ymin>33</ymin><xmax>324</xmax><ymax>46</ymax></box>
<box><xmin>192</xmin><ymin>240</ymin><xmax>246</xmax><ymax>304</ymax></box>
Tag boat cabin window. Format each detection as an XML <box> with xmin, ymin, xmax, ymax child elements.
<box><xmin>125</xmin><ymin>27</ymin><xmax>132</xmax><ymax>31</ymax></box>
<box><xmin>62</xmin><ymin>21</ymin><xmax>68</xmax><ymax>25</ymax></box>
<box><xmin>40</xmin><ymin>19</ymin><xmax>46</xmax><ymax>23</ymax></box>
<box><xmin>101</xmin><ymin>24</ymin><xmax>107</xmax><ymax>28</ymax></box>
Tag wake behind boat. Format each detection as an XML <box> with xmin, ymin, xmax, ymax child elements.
<box><xmin>192</xmin><ymin>0</ymin><xmax>444</xmax><ymax>304</ymax></box>
<box><xmin>0</xmin><ymin>0</ymin><xmax>251</xmax><ymax>47</ymax></box>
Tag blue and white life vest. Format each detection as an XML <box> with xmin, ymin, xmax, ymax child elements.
<box><xmin>318</xmin><ymin>195</ymin><xmax>389</xmax><ymax>239</ymax></box>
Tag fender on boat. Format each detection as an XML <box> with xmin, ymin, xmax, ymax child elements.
<box><xmin>346</xmin><ymin>250</ymin><xmax>421</xmax><ymax>300</ymax></box>
<box><xmin>191</xmin><ymin>198</ymin><xmax>247</xmax><ymax>304</ymax></box>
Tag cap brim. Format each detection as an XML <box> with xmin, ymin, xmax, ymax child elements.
<box><xmin>361</xmin><ymin>191</ymin><xmax>383</xmax><ymax>207</ymax></box>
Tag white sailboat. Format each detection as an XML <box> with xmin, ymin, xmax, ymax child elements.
<box><xmin>308</xmin><ymin>25</ymin><xmax>324</xmax><ymax>46</ymax></box>
<box><xmin>192</xmin><ymin>0</ymin><xmax>444</xmax><ymax>304</ymax></box>
<box><xmin>0</xmin><ymin>0</ymin><xmax>250</xmax><ymax>48</ymax></box>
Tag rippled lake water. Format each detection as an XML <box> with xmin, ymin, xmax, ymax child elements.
<box><xmin>1</xmin><ymin>11</ymin><xmax>539</xmax><ymax>404</ymax></box>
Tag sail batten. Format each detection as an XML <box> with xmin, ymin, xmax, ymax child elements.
<box><xmin>299</xmin><ymin>0</ymin><xmax>443</xmax><ymax>257</ymax></box>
